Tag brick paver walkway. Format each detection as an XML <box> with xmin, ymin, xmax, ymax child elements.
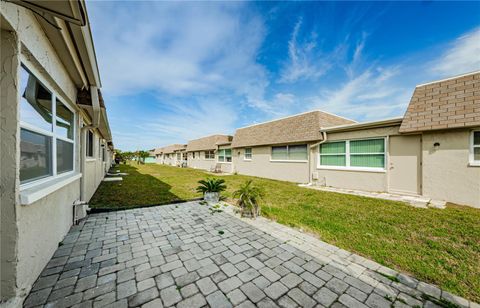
<box><xmin>24</xmin><ymin>202</ymin><xmax>475</xmax><ymax>308</ymax></box>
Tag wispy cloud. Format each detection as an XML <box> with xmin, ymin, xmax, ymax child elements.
<box><xmin>279</xmin><ymin>18</ymin><xmax>338</xmax><ymax>83</ymax></box>
<box><xmin>429</xmin><ymin>27</ymin><xmax>480</xmax><ymax>76</ymax></box>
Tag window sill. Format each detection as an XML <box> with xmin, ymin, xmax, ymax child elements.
<box><xmin>20</xmin><ymin>173</ymin><xmax>82</xmax><ymax>205</ymax></box>
<box><xmin>317</xmin><ymin>166</ymin><xmax>386</xmax><ymax>173</ymax></box>
<box><xmin>217</xmin><ymin>162</ymin><xmax>233</xmax><ymax>164</ymax></box>
<box><xmin>468</xmin><ymin>162</ymin><xmax>480</xmax><ymax>167</ymax></box>
<box><xmin>243</xmin><ymin>159</ymin><xmax>252</xmax><ymax>161</ymax></box>
<box><xmin>270</xmin><ymin>159</ymin><xmax>308</xmax><ymax>163</ymax></box>
<box><xmin>86</xmin><ymin>158</ymin><xmax>96</xmax><ymax>162</ymax></box>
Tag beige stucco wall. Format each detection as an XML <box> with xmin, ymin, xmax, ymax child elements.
<box><xmin>1</xmin><ymin>28</ymin><xmax>21</xmax><ymax>304</ymax></box>
<box><xmin>311</xmin><ymin>126</ymin><xmax>401</xmax><ymax>192</ymax></box>
<box><xmin>233</xmin><ymin>146</ymin><xmax>310</xmax><ymax>183</ymax></box>
<box><xmin>187</xmin><ymin>151</ymin><xmax>216</xmax><ymax>171</ymax></box>
<box><xmin>422</xmin><ymin>129</ymin><xmax>480</xmax><ymax>208</ymax></box>
<box><xmin>15</xmin><ymin>180</ymin><xmax>80</xmax><ymax>298</ymax></box>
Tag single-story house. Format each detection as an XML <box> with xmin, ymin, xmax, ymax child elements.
<box><xmin>144</xmin><ymin>149</ymin><xmax>156</xmax><ymax>163</ymax></box>
<box><xmin>157</xmin><ymin>144</ymin><xmax>187</xmax><ymax>166</ymax></box>
<box><xmin>230</xmin><ymin>111</ymin><xmax>355</xmax><ymax>183</ymax></box>
<box><xmin>228</xmin><ymin>71</ymin><xmax>479</xmax><ymax>208</ymax></box>
<box><xmin>186</xmin><ymin>134</ymin><xmax>232</xmax><ymax>171</ymax></box>
<box><xmin>311</xmin><ymin>72</ymin><xmax>479</xmax><ymax>208</ymax></box>
<box><xmin>1</xmin><ymin>1</ymin><xmax>114</xmax><ymax>305</ymax></box>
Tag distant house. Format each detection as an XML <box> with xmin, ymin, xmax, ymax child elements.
<box><xmin>157</xmin><ymin>144</ymin><xmax>187</xmax><ymax>166</ymax></box>
<box><xmin>231</xmin><ymin>110</ymin><xmax>354</xmax><ymax>182</ymax></box>
<box><xmin>186</xmin><ymin>134</ymin><xmax>233</xmax><ymax>171</ymax></box>
<box><xmin>1</xmin><ymin>1</ymin><xmax>114</xmax><ymax>305</ymax></box>
<box><xmin>144</xmin><ymin>150</ymin><xmax>156</xmax><ymax>163</ymax></box>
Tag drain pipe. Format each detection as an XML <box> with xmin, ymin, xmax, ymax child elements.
<box><xmin>78</xmin><ymin>86</ymin><xmax>101</xmax><ymax>209</ymax></box>
<box><xmin>306</xmin><ymin>131</ymin><xmax>328</xmax><ymax>185</ymax></box>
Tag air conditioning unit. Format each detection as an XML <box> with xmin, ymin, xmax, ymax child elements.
<box><xmin>73</xmin><ymin>200</ymin><xmax>88</xmax><ymax>224</ymax></box>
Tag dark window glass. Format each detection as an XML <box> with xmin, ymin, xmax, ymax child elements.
<box><xmin>57</xmin><ymin>140</ymin><xmax>74</xmax><ymax>174</ymax></box>
<box><xmin>86</xmin><ymin>130</ymin><xmax>94</xmax><ymax>157</ymax></box>
<box><xmin>56</xmin><ymin>99</ymin><xmax>74</xmax><ymax>139</ymax></box>
<box><xmin>20</xmin><ymin>128</ymin><xmax>52</xmax><ymax>182</ymax></box>
<box><xmin>19</xmin><ymin>66</ymin><xmax>52</xmax><ymax>132</ymax></box>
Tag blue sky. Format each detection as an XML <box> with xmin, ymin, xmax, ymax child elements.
<box><xmin>87</xmin><ymin>1</ymin><xmax>480</xmax><ymax>151</ymax></box>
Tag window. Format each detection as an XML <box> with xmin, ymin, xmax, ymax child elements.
<box><xmin>86</xmin><ymin>130</ymin><xmax>94</xmax><ymax>157</ymax></box>
<box><xmin>192</xmin><ymin>152</ymin><xmax>196</xmax><ymax>159</ymax></box>
<box><xmin>205</xmin><ymin>150</ymin><xmax>215</xmax><ymax>159</ymax></box>
<box><xmin>319</xmin><ymin>138</ymin><xmax>385</xmax><ymax>170</ymax></box>
<box><xmin>244</xmin><ymin>148</ymin><xmax>252</xmax><ymax>160</ymax></box>
<box><xmin>19</xmin><ymin>65</ymin><xmax>75</xmax><ymax>184</ymax></box>
<box><xmin>271</xmin><ymin>144</ymin><xmax>308</xmax><ymax>161</ymax></box>
<box><xmin>471</xmin><ymin>131</ymin><xmax>480</xmax><ymax>165</ymax></box>
<box><xmin>218</xmin><ymin>149</ymin><xmax>232</xmax><ymax>162</ymax></box>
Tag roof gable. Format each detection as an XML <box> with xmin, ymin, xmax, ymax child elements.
<box><xmin>399</xmin><ymin>72</ymin><xmax>480</xmax><ymax>133</ymax></box>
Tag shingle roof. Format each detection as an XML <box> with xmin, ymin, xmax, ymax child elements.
<box><xmin>399</xmin><ymin>72</ymin><xmax>480</xmax><ymax>133</ymax></box>
<box><xmin>186</xmin><ymin>135</ymin><xmax>233</xmax><ymax>152</ymax></box>
<box><xmin>162</xmin><ymin>144</ymin><xmax>186</xmax><ymax>154</ymax></box>
<box><xmin>153</xmin><ymin>147</ymin><xmax>163</xmax><ymax>155</ymax></box>
<box><xmin>231</xmin><ymin>110</ymin><xmax>355</xmax><ymax>148</ymax></box>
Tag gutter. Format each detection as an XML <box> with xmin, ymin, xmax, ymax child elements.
<box><xmin>306</xmin><ymin>131</ymin><xmax>328</xmax><ymax>185</ymax></box>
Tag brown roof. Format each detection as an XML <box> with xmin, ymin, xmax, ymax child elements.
<box><xmin>399</xmin><ymin>72</ymin><xmax>480</xmax><ymax>133</ymax></box>
<box><xmin>154</xmin><ymin>147</ymin><xmax>164</xmax><ymax>155</ymax></box>
<box><xmin>186</xmin><ymin>135</ymin><xmax>233</xmax><ymax>152</ymax></box>
<box><xmin>231</xmin><ymin>111</ymin><xmax>355</xmax><ymax>148</ymax></box>
<box><xmin>162</xmin><ymin>144</ymin><xmax>186</xmax><ymax>154</ymax></box>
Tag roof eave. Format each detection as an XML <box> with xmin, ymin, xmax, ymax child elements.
<box><xmin>320</xmin><ymin>117</ymin><xmax>404</xmax><ymax>133</ymax></box>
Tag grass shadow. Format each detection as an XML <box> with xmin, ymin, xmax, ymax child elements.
<box><xmin>89</xmin><ymin>164</ymin><xmax>200</xmax><ymax>211</ymax></box>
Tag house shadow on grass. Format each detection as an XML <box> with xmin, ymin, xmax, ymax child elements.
<box><xmin>89</xmin><ymin>164</ymin><xmax>201</xmax><ymax>212</ymax></box>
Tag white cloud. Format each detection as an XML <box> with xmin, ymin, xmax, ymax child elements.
<box><xmin>279</xmin><ymin>19</ymin><xmax>336</xmax><ymax>83</ymax></box>
<box><xmin>430</xmin><ymin>27</ymin><xmax>480</xmax><ymax>76</ymax></box>
<box><xmin>88</xmin><ymin>2</ymin><xmax>268</xmax><ymax>107</ymax></box>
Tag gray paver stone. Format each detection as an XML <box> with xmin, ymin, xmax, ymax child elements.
<box><xmin>206</xmin><ymin>290</ymin><xmax>233</xmax><ymax>308</ymax></box>
<box><xmin>227</xmin><ymin>288</ymin><xmax>247</xmax><ymax>305</ymax></box>
<box><xmin>196</xmin><ymin>276</ymin><xmax>218</xmax><ymax>295</ymax></box>
<box><xmin>339</xmin><ymin>294</ymin><xmax>369</xmax><ymax>308</ymax></box>
<box><xmin>280</xmin><ymin>273</ymin><xmax>303</xmax><ymax>289</ymax></box>
<box><xmin>24</xmin><ymin>288</ymin><xmax>53</xmax><ymax>308</ymax></box>
<box><xmin>365</xmin><ymin>292</ymin><xmax>392</xmax><ymax>308</ymax></box>
<box><xmin>177</xmin><ymin>292</ymin><xmax>207</xmax><ymax>308</ymax></box>
<box><xmin>117</xmin><ymin>280</ymin><xmax>137</xmax><ymax>299</ymax></box>
<box><xmin>155</xmin><ymin>272</ymin><xmax>174</xmax><ymax>289</ymax></box>
<box><xmin>141</xmin><ymin>299</ymin><xmax>163</xmax><ymax>308</ymax></box>
<box><xmin>313</xmin><ymin>287</ymin><xmax>338</xmax><ymax>307</ymax></box>
<box><xmin>326</xmin><ymin>277</ymin><xmax>349</xmax><ymax>294</ymax></box>
<box><xmin>240</xmin><ymin>282</ymin><xmax>266</xmax><ymax>303</ymax></box>
<box><xmin>160</xmin><ymin>285</ymin><xmax>182</xmax><ymax>306</ymax></box>
<box><xmin>287</xmin><ymin>288</ymin><xmax>316</xmax><ymax>308</ymax></box>
<box><xmin>128</xmin><ymin>287</ymin><xmax>159</xmax><ymax>307</ymax></box>
<box><xmin>264</xmin><ymin>282</ymin><xmax>289</xmax><ymax>300</ymax></box>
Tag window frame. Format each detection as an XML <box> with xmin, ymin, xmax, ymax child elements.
<box><xmin>244</xmin><ymin>148</ymin><xmax>252</xmax><ymax>161</ymax></box>
<box><xmin>205</xmin><ymin>150</ymin><xmax>215</xmax><ymax>160</ymax></box>
<box><xmin>270</xmin><ymin>144</ymin><xmax>308</xmax><ymax>162</ymax></box>
<box><xmin>19</xmin><ymin>62</ymin><xmax>77</xmax><ymax>188</ymax></box>
<box><xmin>86</xmin><ymin>130</ymin><xmax>95</xmax><ymax>159</ymax></box>
<box><xmin>318</xmin><ymin>137</ymin><xmax>386</xmax><ymax>172</ymax></box>
<box><xmin>218</xmin><ymin>149</ymin><xmax>232</xmax><ymax>163</ymax></box>
<box><xmin>470</xmin><ymin>130</ymin><xmax>480</xmax><ymax>166</ymax></box>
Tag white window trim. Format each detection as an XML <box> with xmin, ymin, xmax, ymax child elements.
<box><xmin>244</xmin><ymin>148</ymin><xmax>252</xmax><ymax>161</ymax></box>
<box><xmin>205</xmin><ymin>150</ymin><xmax>215</xmax><ymax>160</ymax></box>
<box><xmin>317</xmin><ymin>138</ymin><xmax>386</xmax><ymax>172</ymax></box>
<box><xmin>469</xmin><ymin>130</ymin><xmax>480</xmax><ymax>166</ymax></box>
<box><xmin>270</xmin><ymin>144</ymin><xmax>308</xmax><ymax>162</ymax></box>
<box><xmin>217</xmin><ymin>149</ymin><xmax>232</xmax><ymax>163</ymax></box>
<box><xmin>19</xmin><ymin>62</ymin><xmax>77</xmax><ymax>189</ymax></box>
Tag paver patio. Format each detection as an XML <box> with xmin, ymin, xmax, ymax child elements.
<box><xmin>24</xmin><ymin>202</ymin><xmax>476</xmax><ymax>308</ymax></box>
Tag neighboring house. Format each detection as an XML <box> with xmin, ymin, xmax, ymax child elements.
<box><xmin>186</xmin><ymin>134</ymin><xmax>232</xmax><ymax>171</ymax></box>
<box><xmin>159</xmin><ymin>144</ymin><xmax>187</xmax><ymax>166</ymax></box>
<box><xmin>154</xmin><ymin>147</ymin><xmax>164</xmax><ymax>164</ymax></box>
<box><xmin>144</xmin><ymin>149</ymin><xmax>156</xmax><ymax>163</ymax></box>
<box><xmin>311</xmin><ymin>72</ymin><xmax>479</xmax><ymax>208</ymax></box>
<box><xmin>230</xmin><ymin>111</ymin><xmax>355</xmax><ymax>183</ymax></box>
<box><xmin>1</xmin><ymin>1</ymin><xmax>114</xmax><ymax>306</ymax></box>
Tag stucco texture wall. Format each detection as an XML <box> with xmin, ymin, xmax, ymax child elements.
<box><xmin>233</xmin><ymin>146</ymin><xmax>310</xmax><ymax>183</ymax></box>
<box><xmin>187</xmin><ymin>152</ymin><xmax>216</xmax><ymax>171</ymax></box>
<box><xmin>422</xmin><ymin>129</ymin><xmax>480</xmax><ymax>208</ymax></box>
<box><xmin>15</xmin><ymin>180</ymin><xmax>80</xmax><ymax>297</ymax></box>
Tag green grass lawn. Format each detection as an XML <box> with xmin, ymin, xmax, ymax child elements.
<box><xmin>90</xmin><ymin>163</ymin><xmax>480</xmax><ymax>302</ymax></box>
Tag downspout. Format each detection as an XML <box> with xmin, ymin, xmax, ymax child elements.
<box><xmin>79</xmin><ymin>86</ymin><xmax>101</xmax><ymax>202</ymax></box>
<box><xmin>304</xmin><ymin>131</ymin><xmax>328</xmax><ymax>185</ymax></box>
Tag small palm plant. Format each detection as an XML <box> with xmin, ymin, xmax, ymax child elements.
<box><xmin>196</xmin><ymin>178</ymin><xmax>226</xmax><ymax>203</ymax></box>
<box><xmin>233</xmin><ymin>180</ymin><xmax>264</xmax><ymax>218</ymax></box>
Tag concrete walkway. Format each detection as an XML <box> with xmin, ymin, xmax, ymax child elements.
<box><xmin>24</xmin><ymin>202</ymin><xmax>475</xmax><ymax>308</ymax></box>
